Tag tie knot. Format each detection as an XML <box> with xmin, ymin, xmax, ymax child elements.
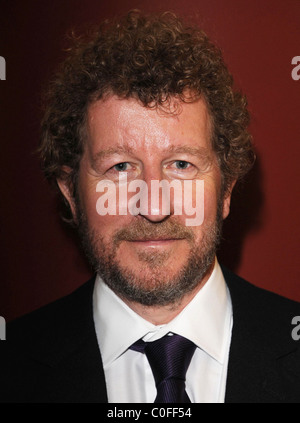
<box><xmin>145</xmin><ymin>334</ymin><xmax>196</xmax><ymax>382</ymax></box>
<box><xmin>130</xmin><ymin>333</ymin><xmax>196</xmax><ymax>402</ymax></box>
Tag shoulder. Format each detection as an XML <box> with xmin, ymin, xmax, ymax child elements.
<box><xmin>222</xmin><ymin>267</ymin><xmax>300</xmax><ymax>402</ymax></box>
<box><xmin>7</xmin><ymin>276</ymin><xmax>96</xmax><ymax>344</ymax></box>
<box><xmin>1</xmin><ymin>276</ymin><xmax>96</xmax><ymax>370</ymax></box>
<box><xmin>222</xmin><ymin>265</ymin><xmax>300</xmax><ymax>348</ymax></box>
<box><xmin>0</xmin><ymin>275</ymin><xmax>109</xmax><ymax>403</ymax></box>
<box><xmin>222</xmin><ymin>266</ymin><xmax>300</xmax><ymax>316</ymax></box>
<box><xmin>0</xmin><ymin>276</ymin><xmax>98</xmax><ymax>403</ymax></box>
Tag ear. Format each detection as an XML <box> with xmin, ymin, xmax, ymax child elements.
<box><xmin>222</xmin><ymin>180</ymin><xmax>236</xmax><ymax>220</ymax></box>
<box><xmin>56</xmin><ymin>166</ymin><xmax>78</xmax><ymax>222</ymax></box>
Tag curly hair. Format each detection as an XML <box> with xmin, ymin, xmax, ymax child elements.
<box><xmin>40</xmin><ymin>10</ymin><xmax>255</xmax><ymax>221</ymax></box>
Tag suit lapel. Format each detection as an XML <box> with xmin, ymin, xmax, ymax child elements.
<box><xmin>225</xmin><ymin>313</ymin><xmax>286</xmax><ymax>403</ymax></box>
<box><xmin>223</xmin><ymin>268</ymin><xmax>299</xmax><ymax>403</ymax></box>
<box><xmin>23</xmin><ymin>277</ymin><xmax>108</xmax><ymax>403</ymax></box>
<box><xmin>52</xmin><ymin>326</ymin><xmax>108</xmax><ymax>403</ymax></box>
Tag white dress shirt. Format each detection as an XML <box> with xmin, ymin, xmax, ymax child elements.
<box><xmin>93</xmin><ymin>258</ymin><xmax>233</xmax><ymax>403</ymax></box>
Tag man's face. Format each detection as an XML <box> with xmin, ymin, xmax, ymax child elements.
<box><xmin>59</xmin><ymin>95</ymin><xmax>232</xmax><ymax>307</ymax></box>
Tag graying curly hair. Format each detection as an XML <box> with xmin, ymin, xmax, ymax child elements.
<box><xmin>39</xmin><ymin>10</ymin><xmax>255</xmax><ymax>222</ymax></box>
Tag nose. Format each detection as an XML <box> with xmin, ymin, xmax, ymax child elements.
<box><xmin>138</xmin><ymin>169</ymin><xmax>174</xmax><ymax>223</ymax></box>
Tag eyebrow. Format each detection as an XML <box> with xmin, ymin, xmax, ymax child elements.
<box><xmin>165</xmin><ymin>145</ymin><xmax>212</xmax><ymax>159</ymax></box>
<box><xmin>92</xmin><ymin>145</ymin><xmax>134</xmax><ymax>162</ymax></box>
<box><xmin>92</xmin><ymin>145</ymin><xmax>212</xmax><ymax>162</ymax></box>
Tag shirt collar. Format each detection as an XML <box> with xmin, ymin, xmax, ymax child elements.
<box><xmin>93</xmin><ymin>258</ymin><xmax>232</xmax><ymax>368</ymax></box>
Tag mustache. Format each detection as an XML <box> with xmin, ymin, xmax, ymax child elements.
<box><xmin>113</xmin><ymin>219</ymin><xmax>195</xmax><ymax>245</ymax></box>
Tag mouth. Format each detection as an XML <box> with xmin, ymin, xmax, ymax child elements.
<box><xmin>127</xmin><ymin>238</ymin><xmax>184</xmax><ymax>247</ymax></box>
<box><xmin>130</xmin><ymin>237</ymin><xmax>183</xmax><ymax>241</ymax></box>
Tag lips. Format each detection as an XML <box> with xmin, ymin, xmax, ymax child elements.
<box><xmin>129</xmin><ymin>237</ymin><xmax>184</xmax><ymax>242</ymax></box>
<box><xmin>113</xmin><ymin>220</ymin><xmax>194</xmax><ymax>247</ymax></box>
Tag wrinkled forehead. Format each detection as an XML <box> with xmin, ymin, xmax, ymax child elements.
<box><xmin>84</xmin><ymin>94</ymin><xmax>214</xmax><ymax>158</ymax></box>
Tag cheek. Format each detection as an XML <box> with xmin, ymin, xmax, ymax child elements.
<box><xmin>78</xmin><ymin>180</ymin><xmax>99</xmax><ymax>222</ymax></box>
<box><xmin>202</xmin><ymin>169</ymin><xmax>223</xmax><ymax>220</ymax></box>
<box><xmin>78</xmin><ymin>179</ymin><xmax>133</xmax><ymax>239</ymax></box>
<box><xmin>203</xmin><ymin>186</ymin><xmax>220</xmax><ymax>221</ymax></box>
<box><xmin>183</xmin><ymin>177</ymin><xmax>220</xmax><ymax>224</ymax></box>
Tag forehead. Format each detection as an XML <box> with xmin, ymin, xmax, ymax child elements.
<box><xmin>86</xmin><ymin>95</ymin><xmax>212</xmax><ymax>155</ymax></box>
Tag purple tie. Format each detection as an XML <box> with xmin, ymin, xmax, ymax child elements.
<box><xmin>130</xmin><ymin>334</ymin><xmax>196</xmax><ymax>403</ymax></box>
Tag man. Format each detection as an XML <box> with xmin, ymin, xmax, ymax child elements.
<box><xmin>1</xmin><ymin>10</ymin><xmax>299</xmax><ymax>403</ymax></box>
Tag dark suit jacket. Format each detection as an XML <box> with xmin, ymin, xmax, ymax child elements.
<box><xmin>1</xmin><ymin>267</ymin><xmax>300</xmax><ymax>403</ymax></box>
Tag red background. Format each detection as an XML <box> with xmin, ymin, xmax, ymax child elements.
<box><xmin>1</xmin><ymin>0</ymin><xmax>299</xmax><ymax>321</ymax></box>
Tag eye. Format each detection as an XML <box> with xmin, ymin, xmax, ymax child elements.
<box><xmin>112</xmin><ymin>162</ymin><xmax>130</xmax><ymax>171</ymax></box>
<box><xmin>174</xmin><ymin>160</ymin><xmax>191</xmax><ymax>170</ymax></box>
<box><xmin>105</xmin><ymin>161</ymin><xmax>139</xmax><ymax>182</ymax></box>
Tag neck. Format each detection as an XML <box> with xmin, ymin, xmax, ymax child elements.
<box><xmin>120</xmin><ymin>261</ymin><xmax>214</xmax><ymax>325</ymax></box>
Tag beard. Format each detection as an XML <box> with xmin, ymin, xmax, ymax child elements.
<box><xmin>76</xmin><ymin>201</ymin><xmax>223</xmax><ymax>307</ymax></box>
